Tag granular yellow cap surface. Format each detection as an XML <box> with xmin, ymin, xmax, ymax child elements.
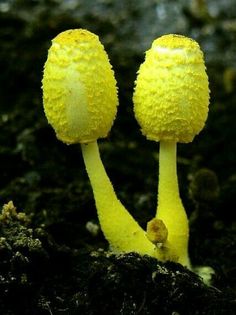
<box><xmin>42</xmin><ymin>29</ymin><xmax>118</xmax><ymax>144</ymax></box>
<box><xmin>133</xmin><ymin>34</ymin><xmax>210</xmax><ymax>143</ymax></box>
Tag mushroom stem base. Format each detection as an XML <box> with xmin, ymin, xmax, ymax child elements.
<box><xmin>81</xmin><ymin>141</ymin><xmax>156</xmax><ymax>257</ymax></box>
<box><xmin>156</xmin><ymin>141</ymin><xmax>190</xmax><ymax>268</ymax></box>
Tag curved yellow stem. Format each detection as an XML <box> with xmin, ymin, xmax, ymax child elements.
<box><xmin>156</xmin><ymin>141</ymin><xmax>190</xmax><ymax>267</ymax></box>
<box><xmin>81</xmin><ymin>141</ymin><xmax>156</xmax><ymax>256</ymax></box>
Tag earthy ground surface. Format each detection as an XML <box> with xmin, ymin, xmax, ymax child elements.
<box><xmin>0</xmin><ymin>0</ymin><xmax>236</xmax><ymax>314</ymax></box>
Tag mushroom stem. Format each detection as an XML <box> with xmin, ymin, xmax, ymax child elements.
<box><xmin>81</xmin><ymin>141</ymin><xmax>156</xmax><ymax>256</ymax></box>
<box><xmin>156</xmin><ymin>141</ymin><xmax>190</xmax><ymax>267</ymax></box>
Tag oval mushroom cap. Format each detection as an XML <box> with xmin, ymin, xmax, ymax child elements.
<box><xmin>133</xmin><ymin>34</ymin><xmax>210</xmax><ymax>143</ymax></box>
<box><xmin>42</xmin><ymin>29</ymin><xmax>118</xmax><ymax>144</ymax></box>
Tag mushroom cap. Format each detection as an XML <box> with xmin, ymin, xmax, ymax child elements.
<box><xmin>42</xmin><ymin>29</ymin><xmax>118</xmax><ymax>144</ymax></box>
<box><xmin>133</xmin><ymin>34</ymin><xmax>210</xmax><ymax>143</ymax></box>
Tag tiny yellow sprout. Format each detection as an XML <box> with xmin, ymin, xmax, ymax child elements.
<box><xmin>133</xmin><ymin>34</ymin><xmax>210</xmax><ymax>267</ymax></box>
<box><xmin>42</xmin><ymin>29</ymin><xmax>118</xmax><ymax>144</ymax></box>
<box><xmin>146</xmin><ymin>218</ymin><xmax>168</xmax><ymax>245</ymax></box>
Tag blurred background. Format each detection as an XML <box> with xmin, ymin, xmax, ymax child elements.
<box><xmin>0</xmin><ymin>0</ymin><xmax>235</xmax><ymax>254</ymax></box>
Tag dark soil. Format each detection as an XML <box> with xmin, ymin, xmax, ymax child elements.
<box><xmin>0</xmin><ymin>202</ymin><xmax>235</xmax><ymax>315</ymax></box>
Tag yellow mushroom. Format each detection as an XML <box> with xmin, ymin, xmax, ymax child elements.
<box><xmin>42</xmin><ymin>29</ymin><xmax>156</xmax><ymax>257</ymax></box>
<box><xmin>133</xmin><ymin>34</ymin><xmax>210</xmax><ymax>267</ymax></box>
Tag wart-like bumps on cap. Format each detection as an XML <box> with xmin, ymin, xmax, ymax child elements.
<box><xmin>133</xmin><ymin>34</ymin><xmax>210</xmax><ymax>143</ymax></box>
<box><xmin>42</xmin><ymin>29</ymin><xmax>118</xmax><ymax>144</ymax></box>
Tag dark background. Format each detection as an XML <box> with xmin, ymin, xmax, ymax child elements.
<box><xmin>0</xmin><ymin>0</ymin><xmax>235</xmax><ymax>251</ymax></box>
